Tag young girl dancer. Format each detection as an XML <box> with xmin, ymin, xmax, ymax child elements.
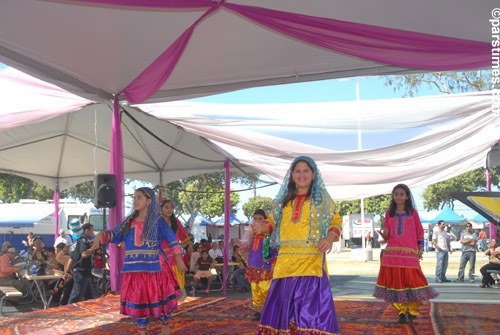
<box><xmin>93</xmin><ymin>187</ymin><xmax>183</xmax><ymax>335</ymax></box>
<box><xmin>373</xmin><ymin>184</ymin><xmax>439</xmax><ymax>324</ymax></box>
<box><xmin>160</xmin><ymin>198</ymin><xmax>188</xmax><ymax>298</ymax></box>
<box><xmin>241</xmin><ymin>209</ymin><xmax>275</xmax><ymax>321</ymax></box>
<box><xmin>251</xmin><ymin>156</ymin><xmax>342</xmax><ymax>334</ymax></box>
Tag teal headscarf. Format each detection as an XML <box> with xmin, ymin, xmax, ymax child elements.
<box><xmin>270</xmin><ymin>156</ymin><xmax>336</xmax><ymax>248</ymax></box>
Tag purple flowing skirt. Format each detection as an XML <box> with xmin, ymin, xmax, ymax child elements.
<box><xmin>257</xmin><ymin>269</ymin><xmax>339</xmax><ymax>335</ymax></box>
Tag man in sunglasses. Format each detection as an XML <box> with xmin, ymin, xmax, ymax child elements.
<box><xmin>454</xmin><ymin>223</ymin><xmax>478</xmax><ymax>283</ymax></box>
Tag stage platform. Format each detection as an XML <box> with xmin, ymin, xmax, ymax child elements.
<box><xmin>0</xmin><ymin>293</ymin><xmax>499</xmax><ymax>334</ymax></box>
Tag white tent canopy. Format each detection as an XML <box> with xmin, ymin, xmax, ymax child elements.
<box><xmin>0</xmin><ymin>68</ymin><xmax>255</xmax><ymax>190</ymax></box>
<box><xmin>138</xmin><ymin>91</ymin><xmax>499</xmax><ymax>200</ymax></box>
<box><xmin>0</xmin><ymin>0</ymin><xmax>492</xmax><ymax>104</ymax></box>
<box><xmin>1</xmin><ymin>67</ymin><xmax>497</xmax><ymax>200</ymax></box>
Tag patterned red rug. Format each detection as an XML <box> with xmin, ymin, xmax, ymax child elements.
<box><xmin>0</xmin><ymin>295</ymin><xmax>499</xmax><ymax>334</ymax></box>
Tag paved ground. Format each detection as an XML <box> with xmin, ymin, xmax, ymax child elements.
<box><xmin>2</xmin><ymin>256</ymin><xmax>499</xmax><ymax>318</ymax></box>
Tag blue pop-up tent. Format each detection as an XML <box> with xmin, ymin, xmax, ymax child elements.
<box><xmin>428</xmin><ymin>206</ymin><xmax>466</xmax><ymax>223</ymax></box>
<box><xmin>213</xmin><ymin>213</ymin><xmax>242</xmax><ymax>227</ymax></box>
<box><xmin>471</xmin><ymin>213</ymin><xmax>489</xmax><ymax>223</ymax></box>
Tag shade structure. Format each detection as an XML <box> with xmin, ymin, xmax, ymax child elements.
<box><xmin>0</xmin><ymin>0</ymin><xmax>492</xmax><ymax>105</ymax></box>
<box><xmin>427</xmin><ymin>206</ymin><xmax>466</xmax><ymax>224</ymax></box>
<box><xmin>471</xmin><ymin>213</ymin><xmax>489</xmax><ymax>223</ymax></box>
<box><xmin>452</xmin><ymin>192</ymin><xmax>500</xmax><ymax>225</ymax></box>
<box><xmin>213</xmin><ymin>213</ymin><xmax>242</xmax><ymax>227</ymax></box>
<box><xmin>139</xmin><ymin>90</ymin><xmax>499</xmax><ymax>200</ymax></box>
<box><xmin>0</xmin><ymin>68</ymin><xmax>255</xmax><ymax>190</ymax></box>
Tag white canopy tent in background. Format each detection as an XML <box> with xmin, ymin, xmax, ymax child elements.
<box><xmin>139</xmin><ymin>91</ymin><xmax>499</xmax><ymax>200</ymax></box>
<box><xmin>0</xmin><ymin>68</ymin><xmax>255</xmax><ymax>191</ymax></box>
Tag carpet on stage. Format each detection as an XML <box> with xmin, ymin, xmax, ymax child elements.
<box><xmin>0</xmin><ymin>295</ymin><xmax>499</xmax><ymax>334</ymax></box>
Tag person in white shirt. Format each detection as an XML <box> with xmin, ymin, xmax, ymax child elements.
<box><xmin>208</xmin><ymin>242</ymin><xmax>223</xmax><ymax>262</ymax></box>
<box><xmin>432</xmin><ymin>220</ymin><xmax>452</xmax><ymax>283</ymax></box>
<box><xmin>55</xmin><ymin>229</ymin><xmax>73</xmax><ymax>246</ymax></box>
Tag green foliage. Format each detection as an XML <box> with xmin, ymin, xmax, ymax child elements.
<box><xmin>64</xmin><ymin>181</ymin><xmax>94</xmax><ymax>203</ymax></box>
<box><xmin>242</xmin><ymin>196</ymin><xmax>273</xmax><ymax>219</ymax></box>
<box><xmin>422</xmin><ymin>167</ymin><xmax>500</xmax><ymax>210</ymax></box>
<box><xmin>199</xmin><ymin>190</ymin><xmax>240</xmax><ymax>219</ymax></box>
<box><xmin>364</xmin><ymin>194</ymin><xmax>392</xmax><ymax>224</ymax></box>
<box><xmin>337</xmin><ymin>194</ymin><xmax>392</xmax><ymax>225</ymax></box>
<box><xmin>384</xmin><ymin>70</ymin><xmax>491</xmax><ymax>97</ymax></box>
<box><xmin>166</xmin><ymin>172</ymin><xmax>259</xmax><ymax>227</ymax></box>
<box><xmin>0</xmin><ymin>174</ymin><xmax>54</xmax><ymax>203</ymax></box>
<box><xmin>337</xmin><ymin>199</ymin><xmax>361</xmax><ymax>217</ymax></box>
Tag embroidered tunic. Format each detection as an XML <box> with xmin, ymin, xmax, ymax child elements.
<box><xmin>268</xmin><ymin>194</ymin><xmax>342</xmax><ymax>279</ymax></box>
<box><xmin>102</xmin><ymin>219</ymin><xmax>181</xmax><ymax>273</ymax></box>
<box><xmin>381</xmin><ymin>209</ymin><xmax>424</xmax><ymax>269</ymax></box>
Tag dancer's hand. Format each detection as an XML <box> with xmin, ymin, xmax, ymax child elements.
<box><xmin>250</xmin><ymin>222</ymin><xmax>263</xmax><ymax>235</ymax></box>
<box><xmin>317</xmin><ymin>233</ymin><xmax>336</xmax><ymax>254</ymax></box>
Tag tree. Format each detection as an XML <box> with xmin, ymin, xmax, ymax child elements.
<box><xmin>242</xmin><ymin>196</ymin><xmax>273</xmax><ymax>220</ymax></box>
<box><xmin>364</xmin><ymin>194</ymin><xmax>392</xmax><ymax>225</ymax></box>
<box><xmin>337</xmin><ymin>194</ymin><xmax>392</xmax><ymax>226</ymax></box>
<box><xmin>0</xmin><ymin>174</ymin><xmax>53</xmax><ymax>203</ymax></box>
<box><xmin>422</xmin><ymin>167</ymin><xmax>500</xmax><ymax>210</ymax></box>
<box><xmin>165</xmin><ymin>172</ymin><xmax>260</xmax><ymax>228</ymax></box>
<box><xmin>384</xmin><ymin>71</ymin><xmax>491</xmax><ymax>97</ymax></box>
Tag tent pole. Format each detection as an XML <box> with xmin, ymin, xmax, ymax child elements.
<box><xmin>53</xmin><ymin>185</ymin><xmax>60</xmax><ymax>244</ymax></box>
<box><xmin>109</xmin><ymin>96</ymin><xmax>125</xmax><ymax>292</ymax></box>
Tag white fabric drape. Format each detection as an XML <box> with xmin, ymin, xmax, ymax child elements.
<box><xmin>138</xmin><ymin>91</ymin><xmax>499</xmax><ymax>200</ymax></box>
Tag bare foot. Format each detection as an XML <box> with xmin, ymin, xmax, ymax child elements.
<box><xmin>160</xmin><ymin>325</ymin><xmax>170</xmax><ymax>335</ymax></box>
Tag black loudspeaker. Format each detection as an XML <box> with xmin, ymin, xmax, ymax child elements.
<box><xmin>93</xmin><ymin>174</ymin><xmax>117</xmax><ymax>208</ymax></box>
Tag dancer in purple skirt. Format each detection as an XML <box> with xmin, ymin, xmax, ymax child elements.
<box><xmin>251</xmin><ymin>156</ymin><xmax>342</xmax><ymax>335</ymax></box>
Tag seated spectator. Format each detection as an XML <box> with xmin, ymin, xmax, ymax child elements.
<box><xmin>22</xmin><ymin>232</ymin><xmax>35</xmax><ymax>251</ymax></box>
<box><xmin>479</xmin><ymin>237</ymin><xmax>500</xmax><ymax>288</ymax></box>
<box><xmin>55</xmin><ymin>229</ymin><xmax>73</xmax><ymax>246</ymax></box>
<box><xmin>183</xmin><ymin>243</ymin><xmax>193</xmax><ymax>273</ymax></box>
<box><xmin>42</xmin><ymin>246</ymin><xmax>60</xmax><ymax>271</ymax></box>
<box><xmin>200</xmin><ymin>239</ymin><xmax>211</xmax><ymax>251</ymax></box>
<box><xmin>29</xmin><ymin>237</ymin><xmax>45</xmax><ymax>262</ymax></box>
<box><xmin>55</xmin><ymin>243</ymin><xmax>71</xmax><ymax>272</ymax></box>
<box><xmin>193</xmin><ymin>250</ymin><xmax>215</xmax><ymax>294</ymax></box>
<box><xmin>232</xmin><ymin>245</ymin><xmax>250</xmax><ymax>292</ymax></box>
<box><xmin>219</xmin><ymin>241</ymin><xmax>225</xmax><ymax>258</ymax></box>
<box><xmin>0</xmin><ymin>242</ymin><xmax>13</xmax><ymax>257</ymax></box>
<box><xmin>209</xmin><ymin>242</ymin><xmax>223</xmax><ymax>263</ymax></box>
<box><xmin>0</xmin><ymin>247</ymin><xmax>26</xmax><ymax>300</ymax></box>
<box><xmin>190</xmin><ymin>243</ymin><xmax>202</xmax><ymax>273</ymax></box>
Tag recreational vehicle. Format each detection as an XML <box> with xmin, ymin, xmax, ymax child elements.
<box><xmin>0</xmin><ymin>199</ymin><xmax>107</xmax><ymax>250</ymax></box>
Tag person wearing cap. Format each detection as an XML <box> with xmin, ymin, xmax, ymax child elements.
<box><xmin>0</xmin><ymin>247</ymin><xmax>26</xmax><ymax>295</ymax></box>
<box><xmin>0</xmin><ymin>241</ymin><xmax>13</xmax><ymax>257</ymax></box>
<box><xmin>55</xmin><ymin>229</ymin><xmax>73</xmax><ymax>247</ymax></box>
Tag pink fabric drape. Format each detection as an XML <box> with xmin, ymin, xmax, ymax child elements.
<box><xmin>109</xmin><ymin>96</ymin><xmax>125</xmax><ymax>291</ymax></box>
<box><xmin>490</xmin><ymin>222</ymin><xmax>497</xmax><ymax>240</ymax></box>
<box><xmin>53</xmin><ymin>189</ymin><xmax>60</xmax><ymax>244</ymax></box>
<box><xmin>485</xmin><ymin>168</ymin><xmax>492</xmax><ymax>192</ymax></box>
<box><xmin>223</xmin><ymin>160</ymin><xmax>230</xmax><ymax>297</ymax></box>
<box><xmin>71</xmin><ymin>0</ymin><xmax>489</xmax><ymax>104</ymax></box>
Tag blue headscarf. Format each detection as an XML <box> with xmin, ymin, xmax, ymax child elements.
<box><xmin>114</xmin><ymin>187</ymin><xmax>160</xmax><ymax>243</ymax></box>
<box><xmin>270</xmin><ymin>156</ymin><xmax>336</xmax><ymax>248</ymax></box>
